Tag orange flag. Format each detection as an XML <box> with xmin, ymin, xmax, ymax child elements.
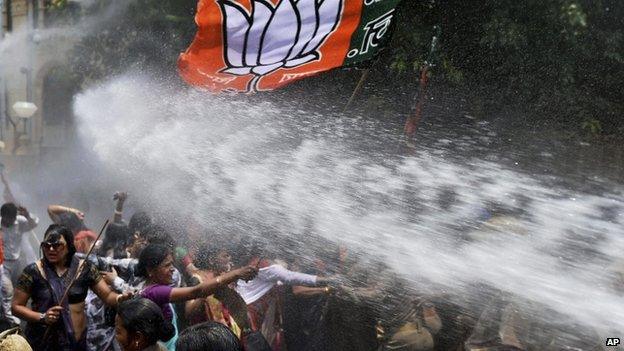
<box><xmin>178</xmin><ymin>0</ymin><xmax>402</xmax><ymax>93</ymax></box>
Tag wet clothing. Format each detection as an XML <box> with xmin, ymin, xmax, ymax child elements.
<box><xmin>85</xmin><ymin>290</ymin><xmax>119</xmax><ymax>351</ymax></box>
<box><xmin>187</xmin><ymin>294</ymin><xmax>242</xmax><ymax>337</ymax></box>
<box><xmin>140</xmin><ymin>284</ymin><xmax>179</xmax><ymax>351</ymax></box>
<box><xmin>0</xmin><ymin>215</ymin><xmax>38</xmax><ymax>325</ymax></box>
<box><xmin>74</xmin><ymin>253</ymin><xmax>125</xmax><ymax>350</ymax></box>
<box><xmin>283</xmin><ymin>264</ymin><xmax>331</xmax><ymax>351</ymax></box>
<box><xmin>1</xmin><ymin>215</ymin><xmax>39</xmax><ymax>262</ymax></box>
<box><xmin>237</xmin><ymin>263</ymin><xmax>318</xmax><ymax>351</ymax></box>
<box><xmin>141</xmin><ymin>284</ymin><xmax>174</xmax><ymax>321</ymax></box>
<box><xmin>236</xmin><ymin>264</ymin><xmax>317</xmax><ymax>304</ymax></box>
<box><xmin>16</xmin><ymin>257</ymin><xmax>101</xmax><ymax>351</ymax></box>
<box><xmin>0</xmin><ymin>265</ymin><xmax>17</xmax><ymax>325</ymax></box>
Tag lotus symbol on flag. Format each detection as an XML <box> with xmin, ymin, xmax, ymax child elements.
<box><xmin>219</xmin><ymin>0</ymin><xmax>343</xmax><ymax>89</ymax></box>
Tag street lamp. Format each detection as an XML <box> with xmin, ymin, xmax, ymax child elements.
<box><xmin>12</xmin><ymin>101</ymin><xmax>38</xmax><ymax>119</ymax></box>
<box><xmin>8</xmin><ymin>102</ymin><xmax>37</xmax><ymax>152</ymax></box>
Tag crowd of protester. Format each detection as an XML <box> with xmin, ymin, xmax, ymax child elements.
<box><xmin>0</xmin><ymin>179</ymin><xmax>615</xmax><ymax>351</ymax></box>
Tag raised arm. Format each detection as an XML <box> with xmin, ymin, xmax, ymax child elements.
<box><xmin>47</xmin><ymin>205</ymin><xmax>84</xmax><ymax>224</ymax></box>
<box><xmin>17</xmin><ymin>206</ymin><xmax>38</xmax><ymax>232</ymax></box>
<box><xmin>1</xmin><ymin>173</ymin><xmax>16</xmax><ymax>204</ymax></box>
<box><xmin>112</xmin><ymin>192</ymin><xmax>127</xmax><ymax>223</ymax></box>
<box><xmin>170</xmin><ymin>266</ymin><xmax>257</xmax><ymax>303</ymax></box>
<box><xmin>261</xmin><ymin>264</ymin><xmax>319</xmax><ymax>286</ymax></box>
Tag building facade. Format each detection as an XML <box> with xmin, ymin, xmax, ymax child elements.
<box><xmin>1</xmin><ymin>0</ymin><xmax>78</xmax><ymax>174</ymax></box>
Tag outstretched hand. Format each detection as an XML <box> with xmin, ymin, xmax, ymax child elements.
<box><xmin>235</xmin><ymin>265</ymin><xmax>259</xmax><ymax>282</ymax></box>
<box><xmin>113</xmin><ymin>192</ymin><xmax>128</xmax><ymax>202</ymax></box>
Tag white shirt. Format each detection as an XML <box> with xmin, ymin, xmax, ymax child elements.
<box><xmin>236</xmin><ymin>264</ymin><xmax>317</xmax><ymax>304</ymax></box>
<box><xmin>1</xmin><ymin>215</ymin><xmax>39</xmax><ymax>260</ymax></box>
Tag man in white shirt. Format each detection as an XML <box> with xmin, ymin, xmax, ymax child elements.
<box><xmin>0</xmin><ymin>202</ymin><xmax>38</xmax><ymax>324</ymax></box>
<box><xmin>1</xmin><ymin>203</ymin><xmax>39</xmax><ymax>282</ymax></box>
<box><xmin>236</xmin><ymin>263</ymin><xmax>319</xmax><ymax>305</ymax></box>
<box><xmin>235</xmin><ymin>252</ymin><xmax>330</xmax><ymax>351</ymax></box>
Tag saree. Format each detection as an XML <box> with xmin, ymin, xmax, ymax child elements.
<box><xmin>18</xmin><ymin>257</ymin><xmax>98</xmax><ymax>351</ymax></box>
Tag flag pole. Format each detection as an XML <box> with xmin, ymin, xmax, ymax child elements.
<box><xmin>404</xmin><ymin>26</ymin><xmax>441</xmax><ymax>140</ymax></box>
<box><xmin>342</xmin><ymin>68</ymin><xmax>371</xmax><ymax>113</ymax></box>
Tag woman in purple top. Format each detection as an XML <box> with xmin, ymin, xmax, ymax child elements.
<box><xmin>136</xmin><ymin>244</ymin><xmax>257</xmax><ymax>350</ymax></box>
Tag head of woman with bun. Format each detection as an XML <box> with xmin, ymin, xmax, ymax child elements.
<box><xmin>115</xmin><ymin>298</ymin><xmax>175</xmax><ymax>351</ymax></box>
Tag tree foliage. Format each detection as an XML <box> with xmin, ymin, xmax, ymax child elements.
<box><xmin>390</xmin><ymin>0</ymin><xmax>624</xmax><ymax>135</ymax></box>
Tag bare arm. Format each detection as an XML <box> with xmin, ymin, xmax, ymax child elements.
<box><xmin>47</xmin><ymin>205</ymin><xmax>84</xmax><ymax>224</ymax></box>
<box><xmin>292</xmin><ymin>286</ymin><xmax>330</xmax><ymax>297</ymax></box>
<box><xmin>1</xmin><ymin>173</ymin><xmax>16</xmax><ymax>204</ymax></box>
<box><xmin>170</xmin><ymin>266</ymin><xmax>257</xmax><ymax>303</ymax></box>
<box><xmin>13</xmin><ymin>288</ymin><xmax>64</xmax><ymax>325</ymax></box>
<box><xmin>17</xmin><ymin>206</ymin><xmax>38</xmax><ymax>231</ymax></box>
<box><xmin>92</xmin><ymin>279</ymin><xmax>123</xmax><ymax>306</ymax></box>
<box><xmin>12</xmin><ymin>288</ymin><xmax>40</xmax><ymax>323</ymax></box>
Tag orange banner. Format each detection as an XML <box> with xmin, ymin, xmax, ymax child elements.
<box><xmin>178</xmin><ymin>0</ymin><xmax>364</xmax><ymax>93</ymax></box>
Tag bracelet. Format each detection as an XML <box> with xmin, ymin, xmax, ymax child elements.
<box><xmin>324</xmin><ymin>287</ymin><xmax>330</xmax><ymax>294</ymax></box>
<box><xmin>114</xmin><ymin>210</ymin><xmax>123</xmax><ymax>215</ymax></box>
<box><xmin>116</xmin><ymin>294</ymin><xmax>122</xmax><ymax>304</ymax></box>
<box><xmin>216</xmin><ymin>276</ymin><xmax>222</xmax><ymax>284</ymax></box>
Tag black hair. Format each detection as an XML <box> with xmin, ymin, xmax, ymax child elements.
<box><xmin>58</xmin><ymin>212</ymin><xmax>87</xmax><ymax>234</ymax></box>
<box><xmin>136</xmin><ymin>244</ymin><xmax>171</xmax><ymax>278</ymax></box>
<box><xmin>98</xmin><ymin>222</ymin><xmax>130</xmax><ymax>258</ymax></box>
<box><xmin>117</xmin><ymin>298</ymin><xmax>175</xmax><ymax>345</ymax></box>
<box><xmin>194</xmin><ymin>243</ymin><xmax>224</xmax><ymax>272</ymax></box>
<box><xmin>0</xmin><ymin>203</ymin><xmax>17</xmax><ymax>221</ymax></box>
<box><xmin>42</xmin><ymin>224</ymin><xmax>76</xmax><ymax>267</ymax></box>
<box><xmin>176</xmin><ymin>321</ymin><xmax>243</xmax><ymax>351</ymax></box>
<box><xmin>143</xmin><ymin>225</ymin><xmax>175</xmax><ymax>250</ymax></box>
<box><xmin>233</xmin><ymin>238</ymin><xmax>265</xmax><ymax>267</ymax></box>
<box><xmin>128</xmin><ymin>211</ymin><xmax>152</xmax><ymax>235</ymax></box>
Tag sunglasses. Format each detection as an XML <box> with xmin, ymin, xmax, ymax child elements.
<box><xmin>41</xmin><ymin>242</ymin><xmax>66</xmax><ymax>251</ymax></box>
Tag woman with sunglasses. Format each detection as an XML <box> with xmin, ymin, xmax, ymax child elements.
<box><xmin>11</xmin><ymin>224</ymin><xmax>131</xmax><ymax>351</ymax></box>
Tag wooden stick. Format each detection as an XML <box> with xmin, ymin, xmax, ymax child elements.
<box><xmin>42</xmin><ymin>219</ymin><xmax>110</xmax><ymax>342</ymax></box>
<box><xmin>404</xmin><ymin>26</ymin><xmax>441</xmax><ymax>141</ymax></box>
<box><xmin>404</xmin><ymin>65</ymin><xmax>430</xmax><ymax>139</ymax></box>
<box><xmin>58</xmin><ymin>219</ymin><xmax>109</xmax><ymax>305</ymax></box>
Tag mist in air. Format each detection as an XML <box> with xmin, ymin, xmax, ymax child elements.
<box><xmin>74</xmin><ymin>74</ymin><xmax>623</xmax><ymax>344</ymax></box>
<box><xmin>0</xmin><ymin>0</ymin><xmax>619</xmax><ymax>347</ymax></box>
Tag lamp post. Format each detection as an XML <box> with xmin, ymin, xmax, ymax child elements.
<box><xmin>25</xmin><ymin>0</ymin><xmax>36</xmax><ymax>137</ymax></box>
<box><xmin>12</xmin><ymin>101</ymin><xmax>38</xmax><ymax>119</ymax></box>
<box><xmin>0</xmin><ymin>0</ymin><xmax>5</xmax><ymax>144</ymax></box>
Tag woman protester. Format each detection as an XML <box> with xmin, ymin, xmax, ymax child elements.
<box><xmin>115</xmin><ymin>298</ymin><xmax>175</xmax><ymax>351</ymax></box>
<box><xmin>184</xmin><ymin>243</ymin><xmax>243</xmax><ymax>336</ymax></box>
<box><xmin>11</xmin><ymin>225</ymin><xmax>131</xmax><ymax>351</ymax></box>
<box><xmin>136</xmin><ymin>244</ymin><xmax>258</xmax><ymax>350</ymax></box>
<box><xmin>235</xmin><ymin>240</ymin><xmax>333</xmax><ymax>351</ymax></box>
